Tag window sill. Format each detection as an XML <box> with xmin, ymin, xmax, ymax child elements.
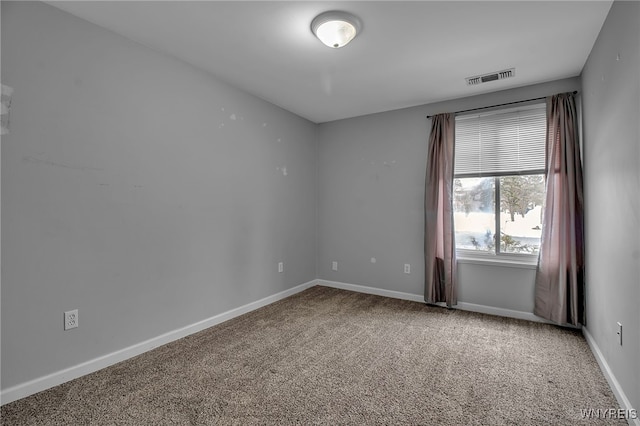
<box><xmin>456</xmin><ymin>253</ymin><xmax>538</xmax><ymax>270</ymax></box>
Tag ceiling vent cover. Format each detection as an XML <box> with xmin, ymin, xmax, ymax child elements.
<box><xmin>466</xmin><ymin>68</ymin><xmax>515</xmax><ymax>86</ymax></box>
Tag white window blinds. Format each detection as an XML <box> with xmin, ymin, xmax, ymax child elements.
<box><xmin>454</xmin><ymin>103</ymin><xmax>546</xmax><ymax>177</ymax></box>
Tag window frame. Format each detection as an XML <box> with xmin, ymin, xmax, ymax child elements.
<box><xmin>453</xmin><ymin>102</ymin><xmax>547</xmax><ymax>263</ymax></box>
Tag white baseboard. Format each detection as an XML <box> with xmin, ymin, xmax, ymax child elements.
<box><xmin>318</xmin><ymin>279</ymin><xmax>424</xmax><ymax>303</ymax></box>
<box><xmin>317</xmin><ymin>279</ymin><xmax>549</xmax><ymax>323</ymax></box>
<box><xmin>582</xmin><ymin>327</ymin><xmax>640</xmax><ymax>426</ymax></box>
<box><xmin>0</xmin><ymin>280</ymin><xmax>318</xmax><ymax>406</ymax></box>
<box><xmin>455</xmin><ymin>302</ymin><xmax>552</xmax><ymax>323</ymax></box>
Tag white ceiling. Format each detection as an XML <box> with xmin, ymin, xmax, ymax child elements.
<box><xmin>47</xmin><ymin>1</ymin><xmax>612</xmax><ymax>123</ymax></box>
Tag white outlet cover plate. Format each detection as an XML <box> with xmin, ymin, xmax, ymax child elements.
<box><xmin>617</xmin><ymin>322</ymin><xmax>622</xmax><ymax>345</ymax></box>
<box><xmin>64</xmin><ymin>309</ymin><xmax>78</xmax><ymax>330</ymax></box>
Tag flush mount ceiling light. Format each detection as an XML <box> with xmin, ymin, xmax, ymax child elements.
<box><xmin>311</xmin><ymin>11</ymin><xmax>362</xmax><ymax>49</ymax></box>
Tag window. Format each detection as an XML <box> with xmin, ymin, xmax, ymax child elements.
<box><xmin>453</xmin><ymin>103</ymin><xmax>546</xmax><ymax>258</ymax></box>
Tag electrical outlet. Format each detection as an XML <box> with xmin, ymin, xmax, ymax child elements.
<box><xmin>64</xmin><ymin>309</ymin><xmax>78</xmax><ymax>330</ymax></box>
<box><xmin>404</xmin><ymin>263</ymin><xmax>411</xmax><ymax>274</ymax></box>
<box><xmin>332</xmin><ymin>261</ymin><xmax>338</xmax><ymax>271</ymax></box>
<box><xmin>278</xmin><ymin>262</ymin><xmax>284</xmax><ymax>273</ymax></box>
<box><xmin>617</xmin><ymin>322</ymin><xmax>622</xmax><ymax>345</ymax></box>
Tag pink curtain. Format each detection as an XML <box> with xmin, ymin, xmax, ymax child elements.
<box><xmin>424</xmin><ymin>113</ymin><xmax>457</xmax><ymax>306</ymax></box>
<box><xmin>534</xmin><ymin>93</ymin><xmax>585</xmax><ymax>326</ymax></box>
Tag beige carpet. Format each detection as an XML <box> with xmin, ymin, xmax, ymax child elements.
<box><xmin>1</xmin><ymin>286</ymin><xmax>624</xmax><ymax>425</ymax></box>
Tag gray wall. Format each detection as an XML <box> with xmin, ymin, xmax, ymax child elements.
<box><xmin>581</xmin><ymin>0</ymin><xmax>640</xmax><ymax>411</ymax></box>
<box><xmin>317</xmin><ymin>78</ymin><xmax>581</xmax><ymax>313</ymax></box>
<box><xmin>1</xmin><ymin>2</ymin><xmax>317</xmax><ymax>390</ymax></box>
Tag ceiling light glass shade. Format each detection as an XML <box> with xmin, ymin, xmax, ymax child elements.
<box><xmin>315</xmin><ymin>20</ymin><xmax>356</xmax><ymax>48</ymax></box>
<box><xmin>311</xmin><ymin>11</ymin><xmax>361</xmax><ymax>49</ymax></box>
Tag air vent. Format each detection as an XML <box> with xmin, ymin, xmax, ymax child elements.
<box><xmin>466</xmin><ymin>68</ymin><xmax>515</xmax><ymax>86</ymax></box>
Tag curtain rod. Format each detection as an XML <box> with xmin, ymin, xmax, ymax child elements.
<box><xmin>426</xmin><ymin>91</ymin><xmax>578</xmax><ymax>119</ymax></box>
